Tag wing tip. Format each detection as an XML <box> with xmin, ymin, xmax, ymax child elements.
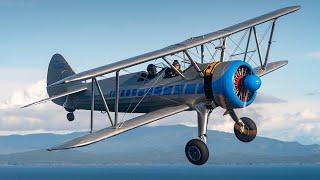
<box><xmin>47</xmin><ymin>146</ymin><xmax>72</xmax><ymax>151</ymax></box>
<box><xmin>20</xmin><ymin>105</ymin><xmax>29</xmax><ymax>109</ymax></box>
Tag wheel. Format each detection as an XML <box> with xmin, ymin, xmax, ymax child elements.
<box><xmin>234</xmin><ymin>117</ymin><xmax>257</xmax><ymax>142</ymax></box>
<box><xmin>185</xmin><ymin>139</ymin><xmax>209</xmax><ymax>165</ymax></box>
<box><xmin>67</xmin><ymin>113</ymin><xmax>74</xmax><ymax>121</ymax></box>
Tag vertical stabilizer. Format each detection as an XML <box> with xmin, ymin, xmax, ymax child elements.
<box><xmin>46</xmin><ymin>54</ymin><xmax>77</xmax><ymax>105</ymax></box>
<box><xmin>47</xmin><ymin>54</ymin><xmax>75</xmax><ymax>86</ymax></box>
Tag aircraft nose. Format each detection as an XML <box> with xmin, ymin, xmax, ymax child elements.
<box><xmin>244</xmin><ymin>74</ymin><xmax>261</xmax><ymax>92</ymax></box>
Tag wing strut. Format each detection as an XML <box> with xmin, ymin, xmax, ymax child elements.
<box><xmin>201</xmin><ymin>44</ymin><xmax>204</xmax><ymax>63</ymax></box>
<box><xmin>253</xmin><ymin>26</ymin><xmax>263</xmax><ymax>67</ymax></box>
<box><xmin>184</xmin><ymin>50</ymin><xmax>204</xmax><ymax>77</ymax></box>
<box><xmin>114</xmin><ymin>70</ymin><xmax>120</xmax><ymax>127</ymax></box>
<box><xmin>263</xmin><ymin>19</ymin><xmax>277</xmax><ymax>68</ymax></box>
<box><xmin>90</xmin><ymin>77</ymin><xmax>115</xmax><ymax>133</ymax></box>
<box><xmin>219</xmin><ymin>37</ymin><xmax>227</xmax><ymax>62</ymax></box>
<box><xmin>93</xmin><ymin>78</ymin><xmax>113</xmax><ymax>126</ymax></box>
<box><xmin>90</xmin><ymin>78</ymin><xmax>94</xmax><ymax>133</ymax></box>
<box><xmin>244</xmin><ymin>27</ymin><xmax>253</xmax><ymax>61</ymax></box>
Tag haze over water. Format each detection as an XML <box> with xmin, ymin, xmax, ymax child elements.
<box><xmin>1</xmin><ymin>165</ymin><xmax>320</xmax><ymax>180</ymax></box>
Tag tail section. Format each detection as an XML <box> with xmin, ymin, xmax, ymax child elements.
<box><xmin>47</xmin><ymin>54</ymin><xmax>75</xmax><ymax>86</ymax></box>
<box><xmin>22</xmin><ymin>54</ymin><xmax>87</xmax><ymax>108</ymax></box>
<box><xmin>46</xmin><ymin>54</ymin><xmax>79</xmax><ymax>106</ymax></box>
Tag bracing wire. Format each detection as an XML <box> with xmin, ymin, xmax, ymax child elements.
<box><xmin>227</xmin><ymin>29</ymin><xmax>249</xmax><ymax>61</ymax></box>
<box><xmin>247</xmin><ymin>23</ymin><xmax>273</xmax><ymax>64</ymax></box>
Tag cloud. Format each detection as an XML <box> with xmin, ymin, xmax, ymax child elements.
<box><xmin>255</xmin><ymin>93</ymin><xmax>287</xmax><ymax>104</ymax></box>
<box><xmin>306</xmin><ymin>90</ymin><xmax>320</xmax><ymax>96</ymax></box>
<box><xmin>0</xmin><ymin>80</ymin><xmax>47</xmax><ymax>109</ymax></box>
<box><xmin>295</xmin><ymin>109</ymin><xmax>319</xmax><ymax>121</ymax></box>
<box><xmin>307</xmin><ymin>51</ymin><xmax>320</xmax><ymax>59</ymax></box>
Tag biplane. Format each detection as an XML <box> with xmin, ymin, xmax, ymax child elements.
<box><xmin>23</xmin><ymin>6</ymin><xmax>300</xmax><ymax>165</ymax></box>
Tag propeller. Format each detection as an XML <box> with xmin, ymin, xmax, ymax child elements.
<box><xmin>234</xmin><ymin>65</ymin><xmax>261</xmax><ymax>102</ymax></box>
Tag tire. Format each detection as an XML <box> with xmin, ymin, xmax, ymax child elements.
<box><xmin>67</xmin><ymin>113</ymin><xmax>75</xmax><ymax>121</ymax></box>
<box><xmin>185</xmin><ymin>139</ymin><xmax>209</xmax><ymax>165</ymax></box>
<box><xmin>234</xmin><ymin>117</ymin><xmax>257</xmax><ymax>142</ymax></box>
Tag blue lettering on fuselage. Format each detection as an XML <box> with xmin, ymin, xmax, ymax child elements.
<box><xmin>125</xmin><ymin>89</ymin><xmax>131</xmax><ymax>96</ymax></box>
<box><xmin>174</xmin><ymin>84</ymin><xmax>184</xmax><ymax>95</ymax></box>
<box><xmin>107</xmin><ymin>83</ymin><xmax>204</xmax><ymax>98</ymax></box>
<box><xmin>137</xmin><ymin>89</ymin><xmax>145</xmax><ymax>96</ymax></box>
<box><xmin>197</xmin><ymin>83</ymin><xmax>204</xmax><ymax>94</ymax></box>
<box><xmin>154</xmin><ymin>86</ymin><xmax>163</xmax><ymax>96</ymax></box>
<box><xmin>163</xmin><ymin>86</ymin><xmax>173</xmax><ymax>95</ymax></box>
<box><xmin>131</xmin><ymin>89</ymin><xmax>137</xmax><ymax>96</ymax></box>
<box><xmin>185</xmin><ymin>83</ymin><xmax>196</xmax><ymax>94</ymax></box>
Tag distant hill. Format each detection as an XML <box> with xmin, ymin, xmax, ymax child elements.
<box><xmin>0</xmin><ymin>125</ymin><xmax>319</xmax><ymax>165</ymax></box>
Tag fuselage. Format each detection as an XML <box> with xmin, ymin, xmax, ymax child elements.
<box><xmin>56</xmin><ymin>60</ymin><xmax>259</xmax><ymax>113</ymax></box>
<box><xmin>63</xmin><ymin>64</ymin><xmax>208</xmax><ymax>113</ymax></box>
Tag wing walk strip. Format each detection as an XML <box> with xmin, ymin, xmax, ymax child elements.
<box><xmin>48</xmin><ymin>104</ymin><xmax>190</xmax><ymax>151</ymax></box>
<box><xmin>50</xmin><ymin>6</ymin><xmax>300</xmax><ymax>85</ymax></box>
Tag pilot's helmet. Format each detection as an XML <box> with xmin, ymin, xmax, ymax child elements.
<box><xmin>147</xmin><ymin>64</ymin><xmax>157</xmax><ymax>75</ymax></box>
<box><xmin>172</xmin><ymin>60</ymin><xmax>180</xmax><ymax>68</ymax></box>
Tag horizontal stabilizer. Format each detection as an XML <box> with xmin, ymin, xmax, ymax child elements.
<box><xmin>254</xmin><ymin>60</ymin><xmax>288</xmax><ymax>77</ymax></box>
<box><xmin>21</xmin><ymin>86</ymin><xmax>87</xmax><ymax>108</ymax></box>
<box><xmin>48</xmin><ymin>104</ymin><xmax>190</xmax><ymax>151</ymax></box>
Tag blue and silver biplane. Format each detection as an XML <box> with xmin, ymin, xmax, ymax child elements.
<box><xmin>23</xmin><ymin>6</ymin><xmax>300</xmax><ymax>165</ymax></box>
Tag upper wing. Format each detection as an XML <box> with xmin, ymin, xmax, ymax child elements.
<box><xmin>48</xmin><ymin>104</ymin><xmax>190</xmax><ymax>150</ymax></box>
<box><xmin>51</xmin><ymin>6</ymin><xmax>300</xmax><ymax>86</ymax></box>
<box><xmin>254</xmin><ymin>60</ymin><xmax>288</xmax><ymax>77</ymax></box>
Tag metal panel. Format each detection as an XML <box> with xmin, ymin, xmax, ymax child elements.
<box><xmin>50</xmin><ymin>6</ymin><xmax>299</xmax><ymax>85</ymax></box>
<box><xmin>48</xmin><ymin>104</ymin><xmax>190</xmax><ymax>150</ymax></box>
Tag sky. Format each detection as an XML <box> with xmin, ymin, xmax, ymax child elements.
<box><xmin>0</xmin><ymin>0</ymin><xmax>320</xmax><ymax>145</ymax></box>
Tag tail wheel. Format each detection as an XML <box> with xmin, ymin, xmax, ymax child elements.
<box><xmin>67</xmin><ymin>113</ymin><xmax>75</xmax><ymax>121</ymax></box>
<box><xmin>185</xmin><ymin>139</ymin><xmax>209</xmax><ymax>165</ymax></box>
<box><xmin>234</xmin><ymin>117</ymin><xmax>257</xmax><ymax>142</ymax></box>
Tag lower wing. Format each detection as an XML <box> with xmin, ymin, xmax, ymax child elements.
<box><xmin>48</xmin><ymin>104</ymin><xmax>190</xmax><ymax>151</ymax></box>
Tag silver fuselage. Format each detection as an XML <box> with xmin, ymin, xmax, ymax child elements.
<box><xmin>61</xmin><ymin>64</ymin><xmax>210</xmax><ymax>113</ymax></box>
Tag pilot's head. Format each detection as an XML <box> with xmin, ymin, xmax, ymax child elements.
<box><xmin>172</xmin><ymin>60</ymin><xmax>181</xmax><ymax>70</ymax></box>
<box><xmin>147</xmin><ymin>64</ymin><xmax>157</xmax><ymax>75</ymax></box>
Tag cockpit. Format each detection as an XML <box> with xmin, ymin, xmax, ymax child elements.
<box><xmin>137</xmin><ymin>60</ymin><xmax>184</xmax><ymax>82</ymax></box>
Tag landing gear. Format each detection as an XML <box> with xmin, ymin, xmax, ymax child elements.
<box><xmin>185</xmin><ymin>139</ymin><xmax>209</xmax><ymax>165</ymax></box>
<box><xmin>227</xmin><ymin>109</ymin><xmax>257</xmax><ymax>142</ymax></box>
<box><xmin>234</xmin><ymin>117</ymin><xmax>257</xmax><ymax>142</ymax></box>
<box><xmin>184</xmin><ymin>103</ymin><xmax>211</xmax><ymax>165</ymax></box>
<box><xmin>67</xmin><ymin>113</ymin><xmax>74</xmax><ymax>121</ymax></box>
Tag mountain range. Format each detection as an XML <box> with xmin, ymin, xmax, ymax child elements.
<box><xmin>0</xmin><ymin>125</ymin><xmax>319</xmax><ymax>165</ymax></box>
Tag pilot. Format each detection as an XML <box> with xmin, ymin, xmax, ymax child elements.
<box><xmin>165</xmin><ymin>60</ymin><xmax>182</xmax><ymax>78</ymax></box>
<box><xmin>147</xmin><ymin>64</ymin><xmax>157</xmax><ymax>79</ymax></box>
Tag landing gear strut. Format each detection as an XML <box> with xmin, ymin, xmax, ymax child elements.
<box><xmin>228</xmin><ymin>109</ymin><xmax>257</xmax><ymax>142</ymax></box>
<box><xmin>185</xmin><ymin>103</ymin><xmax>211</xmax><ymax>165</ymax></box>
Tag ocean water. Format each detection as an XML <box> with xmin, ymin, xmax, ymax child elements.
<box><xmin>0</xmin><ymin>165</ymin><xmax>320</xmax><ymax>180</ymax></box>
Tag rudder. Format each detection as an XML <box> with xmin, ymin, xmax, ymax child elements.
<box><xmin>47</xmin><ymin>54</ymin><xmax>75</xmax><ymax>86</ymax></box>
